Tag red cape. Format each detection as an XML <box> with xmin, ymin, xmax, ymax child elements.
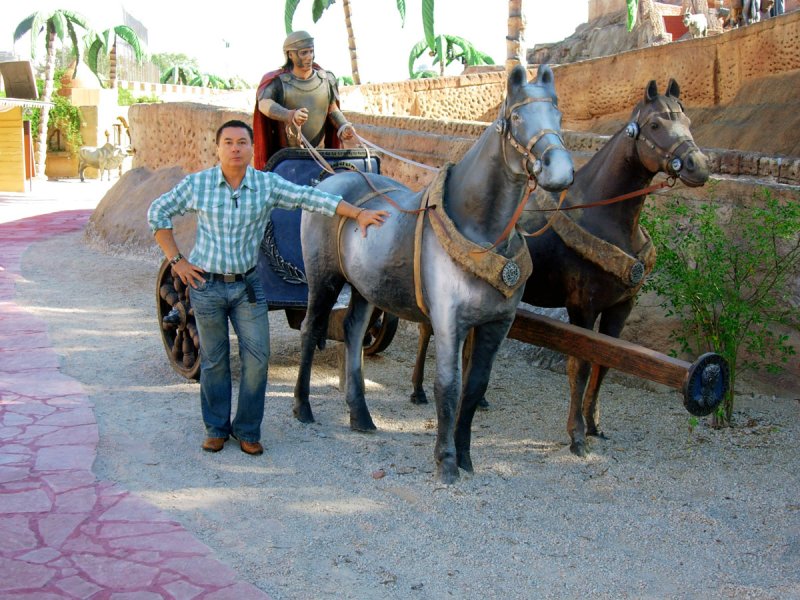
<box><xmin>252</xmin><ymin>65</ymin><xmax>342</xmax><ymax>171</ymax></box>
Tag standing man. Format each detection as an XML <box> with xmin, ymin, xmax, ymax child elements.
<box><xmin>253</xmin><ymin>30</ymin><xmax>355</xmax><ymax>170</ymax></box>
<box><xmin>148</xmin><ymin>120</ymin><xmax>387</xmax><ymax>456</ymax></box>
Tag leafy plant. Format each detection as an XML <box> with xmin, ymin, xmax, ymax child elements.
<box><xmin>86</xmin><ymin>25</ymin><xmax>145</xmax><ymax>89</ymax></box>
<box><xmin>14</xmin><ymin>9</ymin><xmax>93</xmax><ymax>176</ymax></box>
<box><xmin>284</xmin><ymin>0</ymin><xmax>406</xmax><ymax>84</ymax></box>
<box><xmin>160</xmin><ymin>64</ymin><xmax>200</xmax><ymax>85</ymax></box>
<box><xmin>642</xmin><ymin>185</ymin><xmax>800</xmax><ymax>426</ymax></box>
<box><xmin>150</xmin><ymin>52</ymin><xmax>199</xmax><ymax>74</ymax></box>
<box><xmin>408</xmin><ymin>34</ymin><xmax>494</xmax><ymax>78</ymax></box>
<box><xmin>24</xmin><ymin>69</ymin><xmax>82</xmax><ymax>155</ymax></box>
<box><xmin>118</xmin><ymin>87</ymin><xmax>161</xmax><ymax>105</ymax></box>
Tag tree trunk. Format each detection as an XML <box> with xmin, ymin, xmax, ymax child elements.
<box><xmin>36</xmin><ymin>28</ymin><xmax>57</xmax><ymax>179</ymax></box>
<box><xmin>506</xmin><ymin>0</ymin><xmax>526</xmax><ymax>71</ymax></box>
<box><xmin>342</xmin><ymin>0</ymin><xmax>360</xmax><ymax>84</ymax></box>
<box><xmin>110</xmin><ymin>39</ymin><xmax>118</xmax><ymax>89</ymax></box>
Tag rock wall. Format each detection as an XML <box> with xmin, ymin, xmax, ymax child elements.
<box><xmin>128</xmin><ymin>102</ymin><xmax>247</xmax><ymax>173</ymax></box>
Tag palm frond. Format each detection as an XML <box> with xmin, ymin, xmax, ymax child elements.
<box><xmin>285</xmin><ymin>0</ymin><xmax>302</xmax><ymax>33</ymax></box>
<box><xmin>113</xmin><ymin>25</ymin><xmax>145</xmax><ymax>62</ymax></box>
<box><xmin>396</xmin><ymin>0</ymin><xmax>406</xmax><ymax>26</ymax></box>
<box><xmin>422</xmin><ymin>0</ymin><xmax>435</xmax><ymax>51</ymax></box>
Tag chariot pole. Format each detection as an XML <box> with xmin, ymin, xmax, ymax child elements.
<box><xmin>508</xmin><ymin>307</ymin><xmax>728</xmax><ymax>416</ymax></box>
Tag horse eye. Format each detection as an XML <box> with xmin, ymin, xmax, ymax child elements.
<box><xmin>651</xmin><ymin>122</ymin><xmax>659</xmax><ymax>129</ymax></box>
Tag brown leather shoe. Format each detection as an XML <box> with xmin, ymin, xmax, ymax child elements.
<box><xmin>239</xmin><ymin>440</ymin><xmax>264</xmax><ymax>456</ymax></box>
<box><xmin>202</xmin><ymin>436</ymin><xmax>228</xmax><ymax>452</ymax></box>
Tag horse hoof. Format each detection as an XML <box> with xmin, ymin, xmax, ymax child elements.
<box><xmin>457</xmin><ymin>454</ymin><xmax>474</xmax><ymax>473</ymax></box>
<box><xmin>570</xmin><ymin>441</ymin><xmax>590</xmax><ymax>457</ymax></box>
<box><xmin>293</xmin><ymin>403</ymin><xmax>315</xmax><ymax>424</ymax></box>
<box><xmin>587</xmin><ymin>429</ymin><xmax>608</xmax><ymax>440</ymax></box>
<box><xmin>409</xmin><ymin>391</ymin><xmax>428</xmax><ymax>405</ymax></box>
<box><xmin>350</xmin><ymin>415</ymin><xmax>377</xmax><ymax>432</ymax></box>
<box><xmin>477</xmin><ymin>397</ymin><xmax>490</xmax><ymax>410</ymax></box>
<box><xmin>436</xmin><ymin>464</ymin><xmax>460</xmax><ymax>485</ymax></box>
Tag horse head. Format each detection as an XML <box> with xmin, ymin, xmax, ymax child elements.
<box><xmin>625</xmin><ymin>79</ymin><xmax>709</xmax><ymax>187</ymax></box>
<box><xmin>496</xmin><ymin>64</ymin><xmax>574</xmax><ymax>191</ymax></box>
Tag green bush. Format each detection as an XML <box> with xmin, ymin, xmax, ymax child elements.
<box><xmin>118</xmin><ymin>87</ymin><xmax>162</xmax><ymax>105</ymax></box>
<box><xmin>23</xmin><ymin>69</ymin><xmax>83</xmax><ymax>154</ymax></box>
<box><xmin>642</xmin><ymin>185</ymin><xmax>800</xmax><ymax>426</ymax></box>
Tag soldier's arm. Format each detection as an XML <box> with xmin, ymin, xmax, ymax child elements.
<box><xmin>257</xmin><ymin>80</ymin><xmax>306</xmax><ymax>125</ymax></box>
<box><xmin>325</xmin><ymin>71</ymin><xmax>355</xmax><ymax>140</ymax></box>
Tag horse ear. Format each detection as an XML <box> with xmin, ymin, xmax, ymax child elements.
<box><xmin>666</xmin><ymin>78</ymin><xmax>681</xmax><ymax>99</ymax></box>
<box><xmin>536</xmin><ymin>64</ymin><xmax>555</xmax><ymax>87</ymax></box>
<box><xmin>508</xmin><ymin>64</ymin><xmax>528</xmax><ymax>95</ymax></box>
<box><xmin>645</xmin><ymin>80</ymin><xmax>658</xmax><ymax>102</ymax></box>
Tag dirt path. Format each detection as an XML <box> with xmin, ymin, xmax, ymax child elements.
<box><xmin>16</xmin><ymin>230</ymin><xmax>800</xmax><ymax>599</ymax></box>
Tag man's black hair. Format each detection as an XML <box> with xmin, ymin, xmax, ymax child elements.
<box><xmin>216</xmin><ymin>120</ymin><xmax>253</xmax><ymax>144</ymax></box>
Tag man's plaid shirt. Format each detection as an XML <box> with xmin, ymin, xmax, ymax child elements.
<box><xmin>148</xmin><ymin>165</ymin><xmax>342</xmax><ymax>274</ymax></box>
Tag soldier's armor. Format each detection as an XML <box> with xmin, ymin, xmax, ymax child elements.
<box><xmin>260</xmin><ymin>69</ymin><xmax>337</xmax><ymax>148</ymax></box>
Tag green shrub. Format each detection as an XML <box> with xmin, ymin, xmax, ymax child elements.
<box><xmin>118</xmin><ymin>87</ymin><xmax>162</xmax><ymax>105</ymax></box>
<box><xmin>642</xmin><ymin>185</ymin><xmax>800</xmax><ymax>426</ymax></box>
<box><xmin>23</xmin><ymin>69</ymin><xmax>83</xmax><ymax>154</ymax></box>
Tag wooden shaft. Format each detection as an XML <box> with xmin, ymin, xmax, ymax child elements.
<box><xmin>507</xmin><ymin>307</ymin><xmax>690</xmax><ymax>390</ymax></box>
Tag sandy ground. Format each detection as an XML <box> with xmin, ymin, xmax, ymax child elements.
<box><xmin>14</xmin><ymin>229</ymin><xmax>800</xmax><ymax>600</ymax></box>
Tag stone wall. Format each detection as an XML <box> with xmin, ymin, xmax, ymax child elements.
<box><xmin>128</xmin><ymin>102</ymin><xmax>247</xmax><ymax>173</ymax></box>
<box><xmin>339</xmin><ymin>11</ymin><xmax>800</xmax><ymax>135</ymax></box>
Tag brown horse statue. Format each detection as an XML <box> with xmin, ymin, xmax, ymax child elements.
<box><xmin>410</xmin><ymin>79</ymin><xmax>710</xmax><ymax>457</ymax></box>
<box><xmin>294</xmin><ymin>65</ymin><xmax>574</xmax><ymax>483</ymax></box>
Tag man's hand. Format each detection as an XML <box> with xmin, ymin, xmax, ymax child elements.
<box><xmin>173</xmin><ymin>259</ymin><xmax>207</xmax><ymax>288</ymax></box>
<box><xmin>355</xmin><ymin>209</ymin><xmax>389</xmax><ymax>237</ymax></box>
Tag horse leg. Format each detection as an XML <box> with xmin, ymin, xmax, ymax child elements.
<box><xmin>462</xmin><ymin>328</ymin><xmax>489</xmax><ymax>409</ymax></box>
<box><xmin>432</xmin><ymin>326</ymin><xmax>464</xmax><ymax>484</ymax></box>
<box><xmin>341</xmin><ymin>289</ymin><xmax>378</xmax><ymax>431</ymax></box>
<box><xmin>410</xmin><ymin>322</ymin><xmax>432</xmax><ymax>405</ymax></box>
<box><xmin>565</xmin><ymin>309</ymin><xmax>598</xmax><ymax>457</ymax></box>
<box><xmin>293</xmin><ymin>278</ymin><xmax>344</xmax><ymax>424</ymax></box>
<box><xmin>455</xmin><ymin>320</ymin><xmax>511</xmax><ymax>473</ymax></box>
<box><xmin>583</xmin><ymin>301</ymin><xmax>634</xmax><ymax>439</ymax></box>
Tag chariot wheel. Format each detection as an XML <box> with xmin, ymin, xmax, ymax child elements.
<box><xmin>156</xmin><ymin>258</ymin><xmax>201</xmax><ymax>380</ymax></box>
<box><xmin>363</xmin><ymin>311</ymin><xmax>399</xmax><ymax>356</ymax></box>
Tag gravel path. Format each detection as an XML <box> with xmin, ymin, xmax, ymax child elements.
<box><xmin>16</xmin><ymin>231</ymin><xmax>800</xmax><ymax>600</ymax></box>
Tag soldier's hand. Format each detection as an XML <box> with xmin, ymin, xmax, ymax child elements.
<box><xmin>340</xmin><ymin>123</ymin><xmax>356</xmax><ymax>141</ymax></box>
<box><xmin>291</xmin><ymin>108</ymin><xmax>309</xmax><ymax>126</ymax></box>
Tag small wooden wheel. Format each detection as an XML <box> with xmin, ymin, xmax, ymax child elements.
<box><xmin>156</xmin><ymin>258</ymin><xmax>201</xmax><ymax>380</ymax></box>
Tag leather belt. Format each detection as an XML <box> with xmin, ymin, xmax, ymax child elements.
<box><xmin>206</xmin><ymin>267</ymin><xmax>256</xmax><ymax>283</ymax></box>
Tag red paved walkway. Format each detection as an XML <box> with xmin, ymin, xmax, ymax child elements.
<box><xmin>0</xmin><ymin>188</ymin><xmax>270</xmax><ymax>598</ymax></box>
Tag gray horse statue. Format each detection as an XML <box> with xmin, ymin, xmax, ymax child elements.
<box><xmin>411</xmin><ymin>78</ymin><xmax>710</xmax><ymax>457</ymax></box>
<box><xmin>294</xmin><ymin>64</ymin><xmax>574</xmax><ymax>483</ymax></box>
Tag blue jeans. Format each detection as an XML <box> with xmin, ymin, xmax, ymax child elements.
<box><xmin>189</xmin><ymin>271</ymin><xmax>269</xmax><ymax>442</ymax></box>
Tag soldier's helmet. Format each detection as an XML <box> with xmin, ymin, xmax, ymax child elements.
<box><xmin>283</xmin><ymin>31</ymin><xmax>314</xmax><ymax>55</ymax></box>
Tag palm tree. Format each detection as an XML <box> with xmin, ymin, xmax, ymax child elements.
<box><xmin>506</xmin><ymin>0</ymin><xmax>525</xmax><ymax>71</ymax></box>
<box><xmin>188</xmin><ymin>73</ymin><xmax>230</xmax><ymax>89</ymax></box>
<box><xmin>284</xmin><ymin>0</ymin><xmax>406</xmax><ymax>85</ymax></box>
<box><xmin>14</xmin><ymin>9</ymin><xmax>93</xmax><ymax>178</ymax></box>
<box><xmin>414</xmin><ymin>0</ymin><xmax>494</xmax><ymax>77</ymax></box>
<box><xmin>160</xmin><ymin>64</ymin><xmax>200</xmax><ymax>86</ymax></box>
<box><xmin>407</xmin><ymin>34</ymin><xmax>494</xmax><ymax>78</ymax></box>
<box><xmin>86</xmin><ymin>25</ymin><xmax>145</xmax><ymax>89</ymax></box>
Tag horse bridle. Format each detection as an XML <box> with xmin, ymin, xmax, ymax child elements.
<box><xmin>625</xmin><ymin>106</ymin><xmax>699</xmax><ymax>176</ymax></box>
<box><xmin>496</xmin><ymin>95</ymin><xmax>565</xmax><ymax>182</ymax></box>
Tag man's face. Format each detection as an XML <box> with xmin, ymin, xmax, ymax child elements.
<box><xmin>289</xmin><ymin>47</ymin><xmax>314</xmax><ymax>70</ymax></box>
<box><xmin>216</xmin><ymin>127</ymin><xmax>253</xmax><ymax>169</ymax></box>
